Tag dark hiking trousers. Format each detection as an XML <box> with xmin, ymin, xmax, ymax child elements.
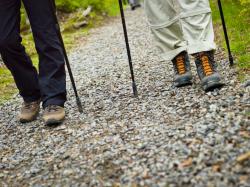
<box><xmin>0</xmin><ymin>0</ymin><xmax>66</xmax><ymax>108</ymax></box>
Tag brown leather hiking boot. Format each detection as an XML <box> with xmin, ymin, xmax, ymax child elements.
<box><xmin>43</xmin><ymin>105</ymin><xmax>65</xmax><ymax>126</ymax></box>
<box><xmin>19</xmin><ymin>100</ymin><xmax>40</xmax><ymax>123</ymax></box>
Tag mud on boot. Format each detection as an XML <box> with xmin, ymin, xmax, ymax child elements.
<box><xmin>172</xmin><ymin>51</ymin><xmax>193</xmax><ymax>87</ymax></box>
<box><xmin>194</xmin><ymin>51</ymin><xmax>224</xmax><ymax>91</ymax></box>
<box><xmin>19</xmin><ymin>100</ymin><xmax>40</xmax><ymax>123</ymax></box>
<box><xmin>43</xmin><ymin>105</ymin><xmax>65</xmax><ymax>126</ymax></box>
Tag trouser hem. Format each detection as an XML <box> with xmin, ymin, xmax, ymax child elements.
<box><xmin>161</xmin><ymin>46</ymin><xmax>187</xmax><ymax>61</ymax></box>
<box><xmin>161</xmin><ymin>42</ymin><xmax>216</xmax><ymax>61</ymax></box>
<box><xmin>23</xmin><ymin>95</ymin><xmax>41</xmax><ymax>103</ymax></box>
<box><xmin>188</xmin><ymin>42</ymin><xmax>217</xmax><ymax>55</ymax></box>
<box><xmin>43</xmin><ymin>98</ymin><xmax>66</xmax><ymax>109</ymax></box>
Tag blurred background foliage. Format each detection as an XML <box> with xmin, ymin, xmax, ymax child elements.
<box><xmin>20</xmin><ymin>0</ymin><xmax>120</xmax><ymax>31</ymax></box>
<box><xmin>55</xmin><ymin>0</ymin><xmax>119</xmax><ymax>15</ymax></box>
<box><xmin>239</xmin><ymin>0</ymin><xmax>250</xmax><ymax>18</ymax></box>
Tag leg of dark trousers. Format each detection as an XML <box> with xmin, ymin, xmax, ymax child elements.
<box><xmin>0</xmin><ymin>0</ymin><xmax>41</xmax><ymax>102</ymax></box>
<box><xmin>22</xmin><ymin>0</ymin><xmax>67</xmax><ymax>108</ymax></box>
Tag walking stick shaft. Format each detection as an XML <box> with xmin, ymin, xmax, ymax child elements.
<box><xmin>118</xmin><ymin>0</ymin><xmax>138</xmax><ymax>97</ymax></box>
<box><xmin>218</xmin><ymin>0</ymin><xmax>234</xmax><ymax>66</ymax></box>
<box><xmin>57</xmin><ymin>31</ymin><xmax>83</xmax><ymax>113</ymax></box>
<box><xmin>49</xmin><ymin>0</ymin><xmax>83</xmax><ymax>112</ymax></box>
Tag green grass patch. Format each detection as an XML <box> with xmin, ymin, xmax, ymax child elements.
<box><xmin>0</xmin><ymin>69</ymin><xmax>17</xmax><ymax>105</ymax></box>
<box><xmin>210</xmin><ymin>0</ymin><xmax>250</xmax><ymax>81</ymax></box>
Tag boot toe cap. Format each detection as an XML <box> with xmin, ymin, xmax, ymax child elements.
<box><xmin>174</xmin><ymin>72</ymin><xmax>193</xmax><ymax>87</ymax></box>
<box><xmin>201</xmin><ymin>73</ymin><xmax>224</xmax><ymax>91</ymax></box>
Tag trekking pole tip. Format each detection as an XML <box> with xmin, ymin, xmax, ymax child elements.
<box><xmin>229</xmin><ymin>55</ymin><xmax>234</xmax><ymax>67</ymax></box>
<box><xmin>76</xmin><ymin>97</ymin><xmax>83</xmax><ymax>113</ymax></box>
<box><xmin>132</xmin><ymin>82</ymin><xmax>138</xmax><ymax>97</ymax></box>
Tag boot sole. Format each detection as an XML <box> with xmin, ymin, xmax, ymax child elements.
<box><xmin>175</xmin><ymin>81</ymin><xmax>193</xmax><ymax>87</ymax></box>
<box><xmin>203</xmin><ymin>81</ymin><xmax>224</xmax><ymax>92</ymax></box>
<box><xmin>19</xmin><ymin>113</ymin><xmax>39</xmax><ymax>123</ymax></box>
<box><xmin>45</xmin><ymin>118</ymin><xmax>65</xmax><ymax>126</ymax></box>
<box><xmin>175</xmin><ymin>78</ymin><xmax>193</xmax><ymax>87</ymax></box>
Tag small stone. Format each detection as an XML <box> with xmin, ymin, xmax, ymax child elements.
<box><xmin>237</xmin><ymin>152</ymin><xmax>250</xmax><ymax>163</ymax></box>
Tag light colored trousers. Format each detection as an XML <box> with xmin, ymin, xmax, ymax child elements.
<box><xmin>144</xmin><ymin>0</ymin><xmax>216</xmax><ymax>61</ymax></box>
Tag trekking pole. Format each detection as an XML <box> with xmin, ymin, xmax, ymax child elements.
<box><xmin>118</xmin><ymin>0</ymin><xmax>138</xmax><ymax>97</ymax></box>
<box><xmin>217</xmin><ymin>0</ymin><xmax>234</xmax><ymax>66</ymax></box>
<box><xmin>48</xmin><ymin>0</ymin><xmax>83</xmax><ymax>113</ymax></box>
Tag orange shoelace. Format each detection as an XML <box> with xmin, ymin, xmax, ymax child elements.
<box><xmin>201</xmin><ymin>55</ymin><xmax>213</xmax><ymax>76</ymax></box>
<box><xmin>176</xmin><ymin>56</ymin><xmax>186</xmax><ymax>74</ymax></box>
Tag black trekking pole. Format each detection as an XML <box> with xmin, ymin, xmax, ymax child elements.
<box><xmin>48</xmin><ymin>0</ymin><xmax>83</xmax><ymax>113</ymax></box>
<box><xmin>118</xmin><ymin>0</ymin><xmax>138</xmax><ymax>97</ymax></box>
<box><xmin>218</xmin><ymin>0</ymin><xmax>234</xmax><ymax>66</ymax></box>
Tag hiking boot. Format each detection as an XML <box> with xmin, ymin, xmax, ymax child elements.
<box><xmin>19</xmin><ymin>100</ymin><xmax>40</xmax><ymax>123</ymax></box>
<box><xmin>194</xmin><ymin>51</ymin><xmax>224</xmax><ymax>91</ymax></box>
<box><xmin>172</xmin><ymin>51</ymin><xmax>193</xmax><ymax>87</ymax></box>
<box><xmin>43</xmin><ymin>105</ymin><xmax>65</xmax><ymax>126</ymax></box>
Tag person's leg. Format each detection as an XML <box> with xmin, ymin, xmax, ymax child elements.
<box><xmin>144</xmin><ymin>0</ymin><xmax>192</xmax><ymax>87</ymax></box>
<box><xmin>144</xmin><ymin>0</ymin><xmax>187</xmax><ymax>61</ymax></box>
<box><xmin>178</xmin><ymin>0</ymin><xmax>223</xmax><ymax>91</ymax></box>
<box><xmin>0</xmin><ymin>0</ymin><xmax>41</xmax><ymax>123</ymax></box>
<box><xmin>0</xmin><ymin>0</ymin><xmax>41</xmax><ymax>102</ymax></box>
<box><xmin>22</xmin><ymin>0</ymin><xmax>66</xmax><ymax>109</ymax></box>
<box><xmin>178</xmin><ymin>0</ymin><xmax>216</xmax><ymax>54</ymax></box>
<box><xmin>145</xmin><ymin>0</ymin><xmax>223</xmax><ymax>90</ymax></box>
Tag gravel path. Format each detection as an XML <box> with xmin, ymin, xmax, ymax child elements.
<box><xmin>0</xmin><ymin>8</ymin><xmax>249</xmax><ymax>187</ymax></box>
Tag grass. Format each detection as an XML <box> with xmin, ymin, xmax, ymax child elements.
<box><xmin>210</xmin><ymin>0</ymin><xmax>250</xmax><ymax>81</ymax></box>
<box><xmin>0</xmin><ymin>69</ymin><xmax>17</xmax><ymax>104</ymax></box>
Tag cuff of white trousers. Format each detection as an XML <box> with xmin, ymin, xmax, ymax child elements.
<box><xmin>188</xmin><ymin>41</ymin><xmax>217</xmax><ymax>55</ymax></box>
<box><xmin>161</xmin><ymin>46</ymin><xmax>187</xmax><ymax>61</ymax></box>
